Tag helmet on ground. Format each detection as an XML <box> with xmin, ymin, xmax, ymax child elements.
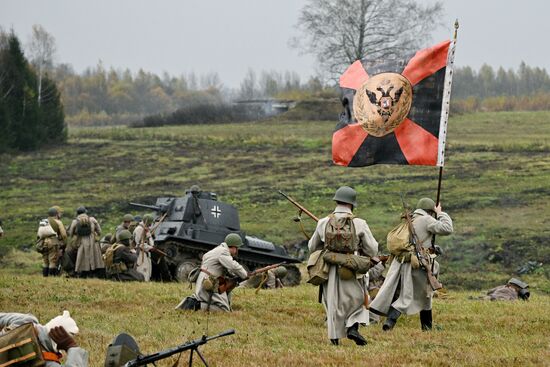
<box><xmin>273</xmin><ymin>266</ymin><xmax>288</xmax><ymax>279</ymax></box>
<box><xmin>123</xmin><ymin>214</ymin><xmax>134</xmax><ymax>222</ymax></box>
<box><xmin>48</xmin><ymin>207</ymin><xmax>58</xmax><ymax>217</ymax></box>
<box><xmin>118</xmin><ymin>230</ymin><xmax>132</xmax><ymax>241</ymax></box>
<box><xmin>417</xmin><ymin>198</ymin><xmax>436</xmax><ymax>212</ymax></box>
<box><xmin>332</xmin><ymin>186</ymin><xmax>357</xmax><ymax>208</ymax></box>
<box><xmin>76</xmin><ymin>206</ymin><xmax>87</xmax><ymax>215</ymax></box>
<box><xmin>225</xmin><ymin>233</ymin><xmax>243</xmax><ymax>248</ymax></box>
<box><xmin>143</xmin><ymin>214</ymin><xmax>154</xmax><ymax>225</ymax></box>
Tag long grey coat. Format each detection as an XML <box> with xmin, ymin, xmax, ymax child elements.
<box><xmin>308</xmin><ymin>205</ymin><xmax>379</xmax><ymax>339</ymax></box>
<box><xmin>193</xmin><ymin>243</ymin><xmax>248</xmax><ymax>312</ymax></box>
<box><xmin>0</xmin><ymin>313</ymin><xmax>88</xmax><ymax>366</ymax></box>
<box><xmin>68</xmin><ymin>215</ymin><xmax>104</xmax><ymax>273</ymax></box>
<box><xmin>370</xmin><ymin>209</ymin><xmax>453</xmax><ymax>316</ymax></box>
<box><xmin>133</xmin><ymin>224</ymin><xmax>154</xmax><ymax>282</ymax></box>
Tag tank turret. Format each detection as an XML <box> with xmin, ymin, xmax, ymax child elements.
<box><xmin>129</xmin><ymin>187</ymin><xmax>302</xmax><ymax>285</ymax></box>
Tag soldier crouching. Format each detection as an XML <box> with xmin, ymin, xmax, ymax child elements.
<box><xmin>177</xmin><ymin>233</ymin><xmax>248</xmax><ymax>312</ymax></box>
<box><xmin>104</xmin><ymin>230</ymin><xmax>144</xmax><ymax>282</ymax></box>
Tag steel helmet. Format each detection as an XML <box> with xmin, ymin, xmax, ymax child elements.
<box><xmin>225</xmin><ymin>233</ymin><xmax>243</xmax><ymax>248</ymax></box>
<box><xmin>332</xmin><ymin>186</ymin><xmax>357</xmax><ymax>208</ymax></box>
<box><xmin>123</xmin><ymin>214</ymin><xmax>134</xmax><ymax>222</ymax></box>
<box><xmin>118</xmin><ymin>230</ymin><xmax>132</xmax><ymax>241</ymax></box>
<box><xmin>417</xmin><ymin>198</ymin><xmax>436</xmax><ymax>211</ymax></box>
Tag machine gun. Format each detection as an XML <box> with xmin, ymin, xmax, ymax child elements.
<box><xmin>105</xmin><ymin>329</ymin><xmax>235</xmax><ymax>367</ymax></box>
<box><xmin>204</xmin><ymin>262</ymin><xmax>287</xmax><ymax>294</ymax></box>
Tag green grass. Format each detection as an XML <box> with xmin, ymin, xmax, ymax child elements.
<box><xmin>1</xmin><ymin>269</ymin><xmax>549</xmax><ymax>366</ymax></box>
<box><xmin>0</xmin><ymin>111</ymin><xmax>549</xmax><ymax>290</ymax></box>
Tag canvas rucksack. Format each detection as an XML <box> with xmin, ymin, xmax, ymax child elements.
<box><xmin>104</xmin><ymin>244</ymin><xmax>124</xmax><ymax>270</ymax></box>
<box><xmin>324</xmin><ymin>214</ymin><xmax>357</xmax><ymax>254</ymax></box>
<box><xmin>386</xmin><ymin>218</ymin><xmax>412</xmax><ymax>256</ymax></box>
<box><xmin>75</xmin><ymin>215</ymin><xmax>92</xmax><ymax>236</ymax></box>
<box><xmin>0</xmin><ymin>323</ymin><xmax>46</xmax><ymax>367</ymax></box>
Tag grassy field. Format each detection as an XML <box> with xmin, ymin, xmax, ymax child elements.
<box><xmin>1</xmin><ymin>111</ymin><xmax>549</xmax><ymax>290</ymax></box>
<box><xmin>1</xmin><ymin>111</ymin><xmax>549</xmax><ymax>365</ymax></box>
<box><xmin>1</xmin><ymin>269</ymin><xmax>549</xmax><ymax>367</ymax></box>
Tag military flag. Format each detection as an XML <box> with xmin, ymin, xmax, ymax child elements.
<box><xmin>333</xmin><ymin>39</ymin><xmax>456</xmax><ymax>167</ymax></box>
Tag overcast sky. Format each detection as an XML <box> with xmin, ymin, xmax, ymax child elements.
<box><xmin>1</xmin><ymin>0</ymin><xmax>549</xmax><ymax>88</ymax></box>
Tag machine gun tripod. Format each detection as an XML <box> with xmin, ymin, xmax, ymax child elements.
<box><xmin>105</xmin><ymin>329</ymin><xmax>235</xmax><ymax>367</ymax></box>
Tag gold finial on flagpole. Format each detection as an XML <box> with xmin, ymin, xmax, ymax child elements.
<box><xmin>453</xmin><ymin>19</ymin><xmax>459</xmax><ymax>41</ymax></box>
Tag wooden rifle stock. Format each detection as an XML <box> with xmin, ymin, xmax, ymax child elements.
<box><xmin>217</xmin><ymin>262</ymin><xmax>287</xmax><ymax>294</ymax></box>
<box><xmin>278</xmin><ymin>190</ymin><xmax>319</xmax><ymax>222</ymax></box>
<box><xmin>403</xmin><ymin>208</ymin><xmax>443</xmax><ymax>291</ymax></box>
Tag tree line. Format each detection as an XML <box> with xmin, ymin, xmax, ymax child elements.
<box><xmin>0</xmin><ymin>29</ymin><xmax>65</xmax><ymax>153</ymax></box>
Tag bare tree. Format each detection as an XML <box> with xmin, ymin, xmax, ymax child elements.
<box><xmin>293</xmin><ymin>0</ymin><xmax>444</xmax><ymax>79</ymax></box>
<box><xmin>27</xmin><ymin>24</ymin><xmax>56</xmax><ymax>105</ymax></box>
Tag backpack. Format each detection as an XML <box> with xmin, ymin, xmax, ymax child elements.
<box><xmin>75</xmin><ymin>215</ymin><xmax>92</xmax><ymax>236</ymax></box>
<box><xmin>0</xmin><ymin>323</ymin><xmax>45</xmax><ymax>367</ymax></box>
<box><xmin>104</xmin><ymin>244</ymin><xmax>124</xmax><ymax>269</ymax></box>
<box><xmin>324</xmin><ymin>214</ymin><xmax>357</xmax><ymax>254</ymax></box>
<box><xmin>386</xmin><ymin>217</ymin><xmax>412</xmax><ymax>256</ymax></box>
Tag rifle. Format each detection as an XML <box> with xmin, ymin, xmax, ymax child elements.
<box><xmin>122</xmin><ymin>329</ymin><xmax>235</xmax><ymax>367</ymax></box>
<box><xmin>278</xmin><ymin>190</ymin><xmax>319</xmax><ymax>222</ymax></box>
<box><xmin>402</xmin><ymin>199</ymin><xmax>443</xmax><ymax>291</ymax></box>
<box><xmin>215</xmin><ymin>262</ymin><xmax>287</xmax><ymax>294</ymax></box>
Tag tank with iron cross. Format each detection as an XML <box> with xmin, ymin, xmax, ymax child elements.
<box><xmin>129</xmin><ymin>186</ymin><xmax>302</xmax><ymax>285</ymax></box>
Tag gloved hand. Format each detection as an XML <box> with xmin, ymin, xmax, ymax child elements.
<box><xmin>48</xmin><ymin>326</ymin><xmax>78</xmax><ymax>351</ymax></box>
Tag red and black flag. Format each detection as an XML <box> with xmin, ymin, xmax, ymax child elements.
<box><xmin>333</xmin><ymin>40</ymin><xmax>456</xmax><ymax>167</ymax></box>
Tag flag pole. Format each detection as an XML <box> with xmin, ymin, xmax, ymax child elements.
<box><xmin>435</xmin><ymin>19</ymin><xmax>459</xmax><ymax>206</ymax></box>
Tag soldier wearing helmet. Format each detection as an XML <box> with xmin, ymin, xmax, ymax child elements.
<box><xmin>307</xmin><ymin>186</ymin><xmax>379</xmax><ymax>346</ymax></box>
<box><xmin>133</xmin><ymin>214</ymin><xmax>155</xmax><ymax>281</ymax></box>
<box><xmin>67</xmin><ymin>206</ymin><xmax>104</xmax><ymax>278</ymax></box>
<box><xmin>177</xmin><ymin>233</ymin><xmax>248</xmax><ymax>312</ymax></box>
<box><xmin>483</xmin><ymin>278</ymin><xmax>530</xmax><ymax>301</ymax></box>
<box><xmin>111</xmin><ymin>214</ymin><xmax>135</xmax><ymax>244</ymax></box>
<box><xmin>40</xmin><ymin>207</ymin><xmax>67</xmax><ymax>277</ymax></box>
<box><xmin>370</xmin><ymin>197</ymin><xmax>453</xmax><ymax>332</ymax></box>
<box><xmin>105</xmin><ymin>230</ymin><xmax>144</xmax><ymax>282</ymax></box>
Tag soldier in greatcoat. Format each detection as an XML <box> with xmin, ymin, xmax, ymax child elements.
<box><xmin>67</xmin><ymin>206</ymin><xmax>104</xmax><ymax>278</ymax></box>
<box><xmin>370</xmin><ymin>198</ymin><xmax>453</xmax><ymax>331</ymax></box>
<box><xmin>187</xmin><ymin>233</ymin><xmax>248</xmax><ymax>312</ymax></box>
<box><xmin>132</xmin><ymin>214</ymin><xmax>154</xmax><ymax>281</ymax></box>
<box><xmin>308</xmin><ymin>186</ymin><xmax>379</xmax><ymax>346</ymax></box>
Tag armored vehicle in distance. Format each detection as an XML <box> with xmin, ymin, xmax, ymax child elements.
<box><xmin>130</xmin><ymin>187</ymin><xmax>302</xmax><ymax>285</ymax></box>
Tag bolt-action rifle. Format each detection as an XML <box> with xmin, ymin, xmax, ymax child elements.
<box><xmin>402</xmin><ymin>200</ymin><xmax>443</xmax><ymax>291</ymax></box>
<box><xmin>204</xmin><ymin>262</ymin><xmax>287</xmax><ymax>294</ymax></box>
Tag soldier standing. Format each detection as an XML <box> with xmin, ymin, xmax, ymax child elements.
<box><xmin>67</xmin><ymin>206</ymin><xmax>104</xmax><ymax>278</ymax></box>
<box><xmin>370</xmin><ymin>198</ymin><xmax>453</xmax><ymax>331</ymax></box>
<box><xmin>0</xmin><ymin>218</ymin><xmax>4</xmax><ymax>238</ymax></box>
<box><xmin>111</xmin><ymin>214</ymin><xmax>135</xmax><ymax>244</ymax></box>
<box><xmin>104</xmin><ymin>230</ymin><xmax>144</xmax><ymax>282</ymax></box>
<box><xmin>308</xmin><ymin>186</ymin><xmax>378</xmax><ymax>346</ymax></box>
<box><xmin>132</xmin><ymin>214</ymin><xmax>154</xmax><ymax>281</ymax></box>
<box><xmin>190</xmin><ymin>233</ymin><xmax>248</xmax><ymax>312</ymax></box>
<box><xmin>42</xmin><ymin>207</ymin><xmax>67</xmax><ymax>277</ymax></box>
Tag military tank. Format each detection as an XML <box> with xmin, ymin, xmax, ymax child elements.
<box><xmin>130</xmin><ymin>187</ymin><xmax>302</xmax><ymax>285</ymax></box>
